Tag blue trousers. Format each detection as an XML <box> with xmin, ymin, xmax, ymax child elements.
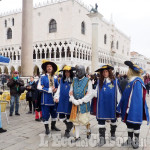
<box><xmin>41</xmin><ymin>105</ymin><xmax>57</xmax><ymax>121</ymax></box>
<box><xmin>10</xmin><ymin>94</ymin><xmax>20</xmax><ymax>114</ymax></box>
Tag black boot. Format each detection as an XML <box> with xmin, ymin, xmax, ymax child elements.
<box><xmin>63</xmin><ymin>121</ymin><xmax>73</xmax><ymax>138</ymax></box>
<box><xmin>98</xmin><ymin>128</ymin><xmax>106</xmax><ymax>147</ymax></box>
<box><xmin>44</xmin><ymin>124</ymin><xmax>50</xmax><ymax>135</ymax></box>
<box><xmin>132</xmin><ymin>133</ymin><xmax>139</xmax><ymax>149</ymax></box>
<box><xmin>0</xmin><ymin>128</ymin><xmax>7</xmax><ymax>133</ymax></box>
<box><xmin>51</xmin><ymin>121</ymin><xmax>61</xmax><ymax>131</ymax></box>
<box><xmin>110</xmin><ymin>124</ymin><xmax>117</xmax><ymax>140</ymax></box>
<box><xmin>122</xmin><ymin>132</ymin><xmax>133</xmax><ymax>147</ymax></box>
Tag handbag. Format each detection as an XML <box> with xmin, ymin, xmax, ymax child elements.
<box><xmin>26</xmin><ymin>91</ymin><xmax>32</xmax><ymax>99</ymax></box>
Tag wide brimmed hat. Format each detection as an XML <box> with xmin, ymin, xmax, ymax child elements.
<box><xmin>41</xmin><ymin>59</ymin><xmax>57</xmax><ymax>73</ymax></box>
<box><xmin>124</xmin><ymin>61</ymin><xmax>144</xmax><ymax>74</ymax></box>
<box><xmin>95</xmin><ymin>64</ymin><xmax>114</xmax><ymax>72</ymax></box>
<box><xmin>59</xmin><ymin>65</ymin><xmax>76</xmax><ymax>72</ymax></box>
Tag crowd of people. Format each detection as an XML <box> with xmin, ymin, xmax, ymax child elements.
<box><xmin>0</xmin><ymin>60</ymin><xmax>150</xmax><ymax>149</ymax></box>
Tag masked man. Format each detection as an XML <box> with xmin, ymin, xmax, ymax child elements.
<box><xmin>37</xmin><ymin>60</ymin><xmax>60</xmax><ymax>135</ymax></box>
<box><xmin>69</xmin><ymin>65</ymin><xmax>93</xmax><ymax>142</ymax></box>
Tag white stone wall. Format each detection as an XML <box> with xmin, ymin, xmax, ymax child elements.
<box><xmin>0</xmin><ymin>0</ymin><xmax>130</xmax><ymax>75</ymax></box>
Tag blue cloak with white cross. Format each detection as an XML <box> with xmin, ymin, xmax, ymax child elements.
<box><xmin>96</xmin><ymin>79</ymin><xmax>120</xmax><ymax>120</ymax></box>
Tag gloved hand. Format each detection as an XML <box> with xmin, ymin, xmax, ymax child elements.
<box><xmin>73</xmin><ymin>99</ymin><xmax>79</xmax><ymax>106</ymax></box>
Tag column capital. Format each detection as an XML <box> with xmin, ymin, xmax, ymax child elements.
<box><xmin>87</xmin><ymin>12</ymin><xmax>103</xmax><ymax>24</ymax></box>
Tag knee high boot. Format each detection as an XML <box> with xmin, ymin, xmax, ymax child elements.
<box><xmin>122</xmin><ymin>131</ymin><xmax>133</xmax><ymax>146</ymax></box>
<box><xmin>63</xmin><ymin>120</ymin><xmax>73</xmax><ymax>138</ymax></box>
<box><xmin>132</xmin><ymin>133</ymin><xmax>139</xmax><ymax>149</ymax></box>
<box><xmin>98</xmin><ymin>128</ymin><xmax>106</xmax><ymax>147</ymax></box>
<box><xmin>44</xmin><ymin>124</ymin><xmax>50</xmax><ymax>135</ymax></box>
<box><xmin>51</xmin><ymin>121</ymin><xmax>61</xmax><ymax>131</ymax></box>
<box><xmin>110</xmin><ymin>124</ymin><xmax>117</xmax><ymax>140</ymax></box>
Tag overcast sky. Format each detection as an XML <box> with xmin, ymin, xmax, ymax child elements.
<box><xmin>0</xmin><ymin>0</ymin><xmax>150</xmax><ymax>57</ymax></box>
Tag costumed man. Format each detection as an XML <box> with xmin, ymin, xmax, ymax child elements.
<box><xmin>117</xmin><ymin>61</ymin><xmax>150</xmax><ymax>149</ymax></box>
<box><xmin>69</xmin><ymin>65</ymin><xmax>93</xmax><ymax>142</ymax></box>
<box><xmin>0</xmin><ymin>104</ymin><xmax>7</xmax><ymax>133</ymax></box>
<box><xmin>37</xmin><ymin>60</ymin><xmax>60</xmax><ymax>135</ymax></box>
<box><xmin>54</xmin><ymin>65</ymin><xmax>74</xmax><ymax>138</ymax></box>
<box><xmin>94</xmin><ymin>65</ymin><xmax>121</xmax><ymax>146</ymax></box>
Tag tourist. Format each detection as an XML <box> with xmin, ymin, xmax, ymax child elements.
<box><xmin>7</xmin><ymin>71</ymin><xmax>24</xmax><ymax>116</ymax></box>
<box><xmin>35</xmin><ymin>78</ymin><xmax>42</xmax><ymax>121</ymax></box>
<box><xmin>144</xmin><ymin>73</ymin><xmax>150</xmax><ymax>96</ymax></box>
<box><xmin>26</xmin><ymin>76</ymin><xmax>36</xmax><ymax>114</ymax></box>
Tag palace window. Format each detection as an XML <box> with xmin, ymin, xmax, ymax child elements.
<box><xmin>81</xmin><ymin>21</ymin><xmax>85</xmax><ymax>35</ymax></box>
<box><xmin>12</xmin><ymin>18</ymin><xmax>14</xmax><ymax>26</ymax></box>
<box><xmin>7</xmin><ymin>28</ymin><xmax>12</xmax><ymax>39</ymax></box>
<box><xmin>5</xmin><ymin>20</ymin><xmax>7</xmax><ymax>27</ymax></box>
<box><xmin>116</xmin><ymin>41</ymin><xmax>119</xmax><ymax>49</ymax></box>
<box><xmin>104</xmin><ymin>34</ymin><xmax>107</xmax><ymax>44</ymax></box>
<box><xmin>49</xmin><ymin>19</ymin><xmax>57</xmax><ymax>33</ymax></box>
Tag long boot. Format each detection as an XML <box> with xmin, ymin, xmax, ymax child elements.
<box><xmin>44</xmin><ymin>124</ymin><xmax>50</xmax><ymax>135</ymax></box>
<box><xmin>110</xmin><ymin>124</ymin><xmax>117</xmax><ymax>140</ymax></box>
<box><xmin>86</xmin><ymin>123</ymin><xmax>91</xmax><ymax>139</ymax></box>
<box><xmin>63</xmin><ymin>120</ymin><xmax>73</xmax><ymax>138</ymax></box>
<box><xmin>98</xmin><ymin>128</ymin><xmax>106</xmax><ymax>147</ymax></box>
<box><xmin>132</xmin><ymin>133</ymin><xmax>139</xmax><ymax>149</ymax></box>
<box><xmin>51</xmin><ymin>121</ymin><xmax>61</xmax><ymax>131</ymax></box>
<box><xmin>122</xmin><ymin>132</ymin><xmax>133</xmax><ymax>147</ymax></box>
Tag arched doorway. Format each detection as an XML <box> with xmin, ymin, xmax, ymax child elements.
<box><xmin>10</xmin><ymin>66</ymin><xmax>15</xmax><ymax>74</ymax></box>
<box><xmin>33</xmin><ymin>65</ymin><xmax>40</xmax><ymax>76</ymax></box>
<box><xmin>18</xmin><ymin>66</ymin><xmax>21</xmax><ymax>75</ymax></box>
<box><xmin>86</xmin><ymin>67</ymin><xmax>89</xmax><ymax>74</ymax></box>
<box><xmin>4</xmin><ymin>66</ymin><xmax>8</xmax><ymax>74</ymax></box>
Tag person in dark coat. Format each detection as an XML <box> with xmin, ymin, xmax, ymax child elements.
<box><xmin>7</xmin><ymin>71</ymin><xmax>24</xmax><ymax>116</ymax></box>
<box><xmin>26</xmin><ymin>76</ymin><xmax>36</xmax><ymax>114</ymax></box>
<box><xmin>35</xmin><ymin>79</ymin><xmax>42</xmax><ymax>121</ymax></box>
<box><xmin>120</xmin><ymin>74</ymin><xmax>128</xmax><ymax>93</ymax></box>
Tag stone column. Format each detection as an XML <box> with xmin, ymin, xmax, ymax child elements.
<box><xmin>87</xmin><ymin>13</ymin><xmax>103</xmax><ymax>73</ymax></box>
<box><xmin>21</xmin><ymin>0</ymin><xmax>33</xmax><ymax>76</ymax></box>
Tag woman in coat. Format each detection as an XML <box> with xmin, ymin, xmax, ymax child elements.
<box><xmin>26</xmin><ymin>76</ymin><xmax>37</xmax><ymax>114</ymax></box>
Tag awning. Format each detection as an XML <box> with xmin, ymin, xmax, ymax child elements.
<box><xmin>0</xmin><ymin>55</ymin><xmax>10</xmax><ymax>63</ymax></box>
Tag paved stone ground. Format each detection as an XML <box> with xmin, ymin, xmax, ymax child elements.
<box><xmin>0</xmin><ymin>96</ymin><xmax>150</xmax><ymax>150</ymax></box>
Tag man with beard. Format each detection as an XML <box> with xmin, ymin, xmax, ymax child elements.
<box><xmin>37</xmin><ymin>60</ymin><xmax>60</xmax><ymax>135</ymax></box>
<box><xmin>69</xmin><ymin>65</ymin><xmax>93</xmax><ymax>142</ymax></box>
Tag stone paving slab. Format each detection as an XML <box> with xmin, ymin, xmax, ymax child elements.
<box><xmin>0</xmin><ymin>96</ymin><xmax>150</xmax><ymax>150</ymax></box>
